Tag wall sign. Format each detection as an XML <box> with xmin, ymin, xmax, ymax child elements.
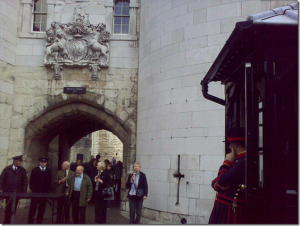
<box><xmin>63</xmin><ymin>87</ymin><xmax>86</xmax><ymax>94</ymax></box>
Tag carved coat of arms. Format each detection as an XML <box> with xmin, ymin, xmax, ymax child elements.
<box><xmin>44</xmin><ymin>6</ymin><xmax>110</xmax><ymax>80</ymax></box>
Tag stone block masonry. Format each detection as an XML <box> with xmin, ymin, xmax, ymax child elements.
<box><xmin>91</xmin><ymin>130</ymin><xmax>123</xmax><ymax>162</ymax></box>
<box><xmin>137</xmin><ymin>0</ymin><xmax>291</xmax><ymax>224</ymax></box>
<box><xmin>0</xmin><ymin>0</ymin><xmax>295</xmax><ymax>223</ymax></box>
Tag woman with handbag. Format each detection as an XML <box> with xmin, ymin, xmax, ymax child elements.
<box><xmin>94</xmin><ymin>162</ymin><xmax>111</xmax><ymax>224</ymax></box>
<box><xmin>126</xmin><ymin>162</ymin><xmax>148</xmax><ymax>224</ymax></box>
<box><xmin>105</xmin><ymin>163</ymin><xmax>116</xmax><ymax>209</ymax></box>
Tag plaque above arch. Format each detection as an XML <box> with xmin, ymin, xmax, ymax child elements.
<box><xmin>44</xmin><ymin>5</ymin><xmax>110</xmax><ymax>80</ymax></box>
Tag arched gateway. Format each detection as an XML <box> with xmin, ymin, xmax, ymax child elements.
<box><xmin>22</xmin><ymin>93</ymin><xmax>136</xmax><ymax>207</ymax></box>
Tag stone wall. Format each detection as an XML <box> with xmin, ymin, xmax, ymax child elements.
<box><xmin>0</xmin><ymin>61</ymin><xmax>16</xmax><ymax>172</ymax></box>
<box><xmin>70</xmin><ymin>134</ymin><xmax>92</xmax><ymax>163</ymax></box>
<box><xmin>137</xmin><ymin>0</ymin><xmax>296</xmax><ymax>224</ymax></box>
<box><xmin>0</xmin><ymin>62</ymin><xmax>137</xmax><ymax>165</ymax></box>
<box><xmin>92</xmin><ymin>130</ymin><xmax>123</xmax><ymax>162</ymax></box>
<box><xmin>0</xmin><ymin>0</ymin><xmax>19</xmax><ymax>65</ymax></box>
<box><xmin>0</xmin><ymin>0</ymin><xmax>139</xmax><ymax>188</ymax></box>
<box><xmin>69</xmin><ymin>130</ymin><xmax>124</xmax><ymax>164</ymax></box>
<box><xmin>0</xmin><ymin>0</ymin><xmax>19</xmax><ymax>171</ymax></box>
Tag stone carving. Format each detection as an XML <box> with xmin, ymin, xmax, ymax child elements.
<box><xmin>52</xmin><ymin>63</ymin><xmax>63</xmax><ymax>80</ymax></box>
<box><xmin>89</xmin><ymin>64</ymin><xmax>100</xmax><ymax>80</ymax></box>
<box><xmin>44</xmin><ymin>6</ymin><xmax>110</xmax><ymax>80</ymax></box>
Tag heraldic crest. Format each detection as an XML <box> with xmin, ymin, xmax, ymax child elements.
<box><xmin>44</xmin><ymin>5</ymin><xmax>110</xmax><ymax>80</ymax></box>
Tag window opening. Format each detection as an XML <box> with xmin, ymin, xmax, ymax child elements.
<box><xmin>32</xmin><ymin>0</ymin><xmax>47</xmax><ymax>32</ymax></box>
<box><xmin>114</xmin><ymin>0</ymin><xmax>130</xmax><ymax>34</ymax></box>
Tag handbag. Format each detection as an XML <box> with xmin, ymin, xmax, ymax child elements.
<box><xmin>101</xmin><ymin>187</ymin><xmax>113</xmax><ymax>198</ymax></box>
<box><xmin>134</xmin><ymin>183</ymin><xmax>144</xmax><ymax>197</ymax></box>
<box><xmin>104</xmin><ymin>187</ymin><xmax>115</xmax><ymax>201</ymax></box>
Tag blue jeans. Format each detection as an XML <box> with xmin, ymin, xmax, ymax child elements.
<box><xmin>129</xmin><ymin>196</ymin><xmax>144</xmax><ymax>224</ymax></box>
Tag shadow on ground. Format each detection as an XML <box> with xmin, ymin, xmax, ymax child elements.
<box><xmin>0</xmin><ymin>200</ymin><xmax>130</xmax><ymax>224</ymax></box>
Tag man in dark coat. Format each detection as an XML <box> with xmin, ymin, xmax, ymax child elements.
<box><xmin>66</xmin><ymin>166</ymin><xmax>92</xmax><ymax>224</ymax></box>
<box><xmin>70</xmin><ymin>159</ymin><xmax>83</xmax><ymax>172</ymax></box>
<box><xmin>28</xmin><ymin>157</ymin><xmax>52</xmax><ymax>224</ymax></box>
<box><xmin>0</xmin><ymin>155</ymin><xmax>28</xmax><ymax>224</ymax></box>
<box><xmin>113</xmin><ymin>161</ymin><xmax>123</xmax><ymax>201</ymax></box>
<box><xmin>208</xmin><ymin>127</ymin><xmax>246</xmax><ymax>224</ymax></box>
<box><xmin>54</xmin><ymin>161</ymin><xmax>75</xmax><ymax>223</ymax></box>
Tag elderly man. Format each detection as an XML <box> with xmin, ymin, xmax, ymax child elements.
<box><xmin>0</xmin><ymin>155</ymin><xmax>28</xmax><ymax>224</ymax></box>
<box><xmin>126</xmin><ymin>162</ymin><xmax>148</xmax><ymax>224</ymax></box>
<box><xmin>66</xmin><ymin>166</ymin><xmax>92</xmax><ymax>224</ymax></box>
<box><xmin>54</xmin><ymin>161</ymin><xmax>75</xmax><ymax>224</ymax></box>
<box><xmin>28</xmin><ymin>157</ymin><xmax>52</xmax><ymax>224</ymax></box>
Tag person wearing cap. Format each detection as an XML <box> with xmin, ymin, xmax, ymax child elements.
<box><xmin>0</xmin><ymin>155</ymin><xmax>28</xmax><ymax>224</ymax></box>
<box><xmin>28</xmin><ymin>157</ymin><xmax>52</xmax><ymax>224</ymax></box>
<box><xmin>209</xmin><ymin>128</ymin><xmax>246</xmax><ymax>224</ymax></box>
<box><xmin>70</xmin><ymin>159</ymin><xmax>83</xmax><ymax>172</ymax></box>
<box><xmin>54</xmin><ymin>161</ymin><xmax>75</xmax><ymax>224</ymax></box>
<box><xmin>96</xmin><ymin>154</ymin><xmax>101</xmax><ymax>162</ymax></box>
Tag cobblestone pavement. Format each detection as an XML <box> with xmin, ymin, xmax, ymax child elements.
<box><xmin>0</xmin><ymin>200</ymin><xmax>163</xmax><ymax>224</ymax></box>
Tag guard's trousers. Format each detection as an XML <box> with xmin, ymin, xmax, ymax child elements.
<box><xmin>3</xmin><ymin>198</ymin><xmax>19</xmax><ymax>224</ymax></box>
<box><xmin>28</xmin><ymin>198</ymin><xmax>47</xmax><ymax>224</ymax></box>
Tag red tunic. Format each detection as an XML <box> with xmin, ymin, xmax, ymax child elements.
<box><xmin>209</xmin><ymin>152</ymin><xmax>246</xmax><ymax>224</ymax></box>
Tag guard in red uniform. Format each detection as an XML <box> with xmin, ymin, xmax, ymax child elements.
<box><xmin>209</xmin><ymin>128</ymin><xmax>246</xmax><ymax>224</ymax></box>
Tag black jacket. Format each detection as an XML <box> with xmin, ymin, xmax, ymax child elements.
<box><xmin>87</xmin><ymin>165</ymin><xmax>98</xmax><ymax>184</ymax></box>
<box><xmin>95</xmin><ymin>170</ymin><xmax>111</xmax><ymax>194</ymax></box>
<box><xmin>126</xmin><ymin>171</ymin><xmax>148</xmax><ymax>198</ymax></box>
<box><xmin>0</xmin><ymin>165</ymin><xmax>28</xmax><ymax>192</ymax></box>
<box><xmin>106</xmin><ymin>169</ymin><xmax>116</xmax><ymax>187</ymax></box>
<box><xmin>113</xmin><ymin>165</ymin><xmax>122</xmax><ymax>180</ymax></box>
<box><xmin>30</xmin><ymin>166</ymin><xmax>52</xmax><ymax>193</ymax></box>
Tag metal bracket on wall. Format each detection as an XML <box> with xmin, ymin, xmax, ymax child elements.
<box><xmin>173</xmin><ymin>155</ymin><xmax>185</xmax><ymax>206</ymax></box>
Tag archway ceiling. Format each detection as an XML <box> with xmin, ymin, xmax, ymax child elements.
<box><xmin>25</xmin><ymin>102</ymin><xmax>130</xmax><ymax>158</ymax></box>
<box><xmin>33</xmin><ymin>113</ymin><xmax>114</xmax><ymax>145</ymax></box>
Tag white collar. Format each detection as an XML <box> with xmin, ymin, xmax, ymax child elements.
<box><xmin>39</xmin><ymin>166</ymin><xmax>46</xmax><ymax>170</ymax></box>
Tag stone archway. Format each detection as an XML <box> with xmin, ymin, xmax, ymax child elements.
<box><xmin>23</xmin><ymin>99</ymin><xmax>136</xmax><ymax>207</ymax></box>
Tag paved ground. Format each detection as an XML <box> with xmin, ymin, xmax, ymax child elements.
<box><xmin>0</xmin><ymin>199</ymin><xmax>163</xmax><ymax>224</ymax></box>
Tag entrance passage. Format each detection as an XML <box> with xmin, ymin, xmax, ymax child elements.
<box><xmin>24</xmin><ymin>102</ymin><xmax>132</xmax><ymax>194</ymax></box>
<box><xmin>69</xmin><ymin>130</ymin><xmax>123</xmax><ymax>164</ymax></box>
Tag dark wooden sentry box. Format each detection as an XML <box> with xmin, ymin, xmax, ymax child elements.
<box><xmin>201</xmin><ymin>3</ymin><xmax>298</xmax><ymax>224</ymax></box>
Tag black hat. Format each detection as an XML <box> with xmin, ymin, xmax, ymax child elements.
<box><xmin>39</xmin><ymin>157</ymin><xmax>49</xmax><ymax>163</ymax></box>
<box><xmin>12</xmin><ymin>155</ymin><xmax>23</xmax><ymax>161</ymax></box>
<box><xmin>226</xmin><ymin>127</ymin><xmax>245</xmax><ymax>142</ymax></box>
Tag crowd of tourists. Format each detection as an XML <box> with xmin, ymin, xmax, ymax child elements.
<box><xmin>0</xmin><ymin>154</ymin><xmax>148</xmax><ymax>224</ymax></box>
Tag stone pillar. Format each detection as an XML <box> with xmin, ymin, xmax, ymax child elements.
<box><xmin>49</xmin><ymin>136</ymin><xmax>59</xmax><ymax>191</ymax></box>
<box><xmin>58</xmin><ymin>130</ymin><xmax>69</xmax><ymax>167</ymax></box>
<box><xmin>47</xmin><ymin>0</ymin><xmax>57</xmax><ymax>28</ymax></box>
<box><xmin>105</xmin><ymin>0</ymin><xmax>114</xmax><ymax>34</ymax></box>
<box><xmin>21</xmin><ymin>0</ymin><xmax>32</xmax><ymax>34</ymax></box>
<box><xmin>129</xmin><ymin>0</ymin><xmax>138</xmax><ymax>35</ymax></box>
